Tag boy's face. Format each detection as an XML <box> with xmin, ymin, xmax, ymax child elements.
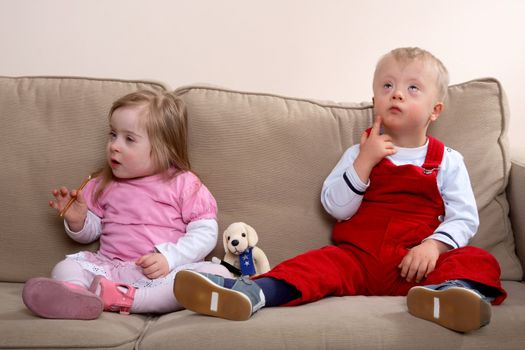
<box><xmin>106</xmin><ymin>105</ymin><xmax>157</xmax><ymax>179</ymax></box>
<box><xmin>372</xmin><ymin>55</ymin><xmax>443</xmax><ymax>147</ymax></box>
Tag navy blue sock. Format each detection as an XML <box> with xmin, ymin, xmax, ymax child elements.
<box><xmin>253</xmin><ymin>277</ymin><xmax>300</xmax><ymax>306</ymax></box>
<box><xmin>223</xmin><ymin>278</ymin><xmax>235</xmax><ymax>289</ymax></box>
<box><xmin>428</xmin><ymin>279</ymin><xmax>499</xmax><ymax>302</ymax></box>
<box><xmin>455</xmin><ymin>279</ymin><xmax>500</xmax><ymax>302</ymax></box>
<box><xmin>222</xmin><ymin>276</ymin><xmax>300</xmax><ymax>306</ymax></box>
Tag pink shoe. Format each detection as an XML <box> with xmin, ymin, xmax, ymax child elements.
<box><xmin>22</xmin><ymin>277</ymin><xmax>103</xmax><ymax>320</ymax></box>
<box><xmin>89</xmin><ymin>276</ymin><xmax>136</xmax><ymax>315</ymax></box>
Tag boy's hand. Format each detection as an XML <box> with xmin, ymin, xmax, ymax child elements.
<box><xmin>136</xmin><ymin>253</ymin><xmax>169</xmax><ymax>279</ymax></box>
<box><xmin>353</xmin><ymin>116</ymin><xmax>396</xmax><ymax>183</ymax></box>
<box><xmin>398</xmin><ymin>239</ymin><xmax>450</xmax><ymax>283</ymax></box>
<box><xmin>49</xmin><ymin>187</ymin><xmax>88</xmax><ymax>232</ymax></box>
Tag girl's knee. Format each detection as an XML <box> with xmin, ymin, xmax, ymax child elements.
<box><xmin>51</xmin><ymin>259</ymin><xmax>92</xmax><ymax>287</ymax></box>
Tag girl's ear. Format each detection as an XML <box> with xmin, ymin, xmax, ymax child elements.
<box><xmin>430</xmin><ymin>102</ymin><xmax>444</xmax><ymax>122</ymax></box>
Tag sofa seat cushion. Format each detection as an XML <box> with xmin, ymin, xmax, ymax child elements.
<box><xmin>139</xmin><ymin>280</ymin><xmax>525</xmax><ymax>350</ymax></box>
<box><xmin>0</xmin><ymin>282</ymin><xmax>151</xmax><ymax>349</ymax></box>
<box><xmin>2</xmin><ymin>281</ymin><xmax>524</xmax><ymax>349</ymax></box>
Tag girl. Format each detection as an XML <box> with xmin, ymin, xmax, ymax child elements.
<box><xmin>22</xmin><ymin>90</ymin><xmax>230</xmax><ymax>319</ymax></box>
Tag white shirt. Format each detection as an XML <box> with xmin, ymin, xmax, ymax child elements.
<box><xmin>321</xmin><ymin>140</ymin><xmax>479</xmax><ymax>249</ymax></box>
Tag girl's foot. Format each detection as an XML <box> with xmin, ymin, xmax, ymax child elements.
<box><xmin>89</xmin><ymin>276</ymin><xmax>135</xmax><ymax>315</ymax></box>
<box><xmin>22</xmin><ymin>277</ymin><xmax>103</xmax><ymax>320</ymax></box>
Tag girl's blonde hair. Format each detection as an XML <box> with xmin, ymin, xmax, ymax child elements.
<box><xmin>95</xmin><ymin>90</ymin><xmax>190</xmax><ymax>200</ymax></box>
<box><xmin>376</xmin><ymin>47</ymin><xmax>450</xmax><ymax>101</ymax></box>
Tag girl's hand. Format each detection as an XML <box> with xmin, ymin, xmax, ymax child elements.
<box><xmin>136</xmin><ymin>253</ymin><xmax>169</xmax><ymax>279</ymax></box>
<box><xmin>353</xmin><ymin>116</ymin><xmax>397</xmax><ymax>183</ymax></box>
<box><xmin>49</xmin><ymin>187</ymin><xmax>88</xmax><ymax>231</ymax></box>
<box><xmin>398</xmin><ymin>239</ymin><xmax>450</xmax><ymax>283</ymax></box>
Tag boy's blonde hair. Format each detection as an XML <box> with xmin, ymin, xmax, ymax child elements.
<box><xmin>95</xmin><ymin>90</ymin><xmax>191</xmax><ymax>199</ymax></box>
<box><xmin>376</xmin><ymin>47</ymin><xmax>450</xmax><ymax>101</ymax></box>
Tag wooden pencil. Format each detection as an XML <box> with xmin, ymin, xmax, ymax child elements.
<box><xmin>58</xmin><ymin>175</ymin><xmax>92</xmax><ymax>218</ymax></box>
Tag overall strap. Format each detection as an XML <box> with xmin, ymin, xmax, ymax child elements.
<box><xmin>364</xmin><ymin>128</ymin><xmax>445</xmax><ymax>175</ymax></box>
<box><xmin>422</xmin><ymin>136</ymin><xmax>445</xmax><ymax>174</ymax></box>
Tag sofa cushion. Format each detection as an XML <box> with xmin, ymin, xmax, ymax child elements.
<box><xmin>175</xmin><ymin>78</ymin><xmax>522</xmax><ymax>280</ymax></box>
<box><xmin>0</xmin><ymin>76</ymin><xmax>168</xmax><ymax>282</ymax></box>
<box><xmin>139</xmin><ymin>280</ymin><xmax>525</xmax><ymax>349</ymax></box>
<box><xmin>508</xmin><ymin>152</ymin><xmax>525</xmax><ymax>279</ymax></box>
<box><xmin>0</xmin><ymin>282</ymin><xmax>151</xmax><ymax>349</ymax></box>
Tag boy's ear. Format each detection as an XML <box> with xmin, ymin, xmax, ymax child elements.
<box><xmin>430</xmin><ymin>102</ymin><xmax>444</xmax><ymax>122</ymax></box>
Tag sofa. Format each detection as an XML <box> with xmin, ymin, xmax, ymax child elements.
<box><xmin>0</xmin><ymin>76</ymin><xmax>524</xmax><ymax>350</ymax></box>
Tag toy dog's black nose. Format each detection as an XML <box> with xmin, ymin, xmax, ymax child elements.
<box><xmin>231</xmin><ymin>239</ymin><xmax>239</xmax><ymax>247</ymax></box>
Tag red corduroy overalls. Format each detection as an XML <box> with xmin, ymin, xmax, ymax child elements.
<box><xmin>261</xmin><ymin>136</ymin><xmax>506</xmax><ymax>305</ymax></box>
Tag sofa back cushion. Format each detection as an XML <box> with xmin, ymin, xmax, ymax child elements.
<box><xmin>176</xmin><ymin>79</ymin><xmax>522</xmax><ymax>280</ymax></box>
<box><xmin>0</xmin><ymin>77</ymin><xmax>521</xmax><ymax>282</ymax></box>
<box><xmin>0</xmin><ymin>77</ymin><xmax>167</xmax><ymax>282</ymax></box>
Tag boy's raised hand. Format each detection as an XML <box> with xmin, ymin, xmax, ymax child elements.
<box><xmin>360</xmin><ymin>115</ymin><xmax>397</xmax><ymax>163</ymax></box>
<box><xmin>49</xmin><ymin>187</ymin><xmax>88</xmax><ymax>232</ymax></box>
<box><xmin>353</xmin><ymin>116</ymin><xmax>396</xmax><ymax>183</ymax></box>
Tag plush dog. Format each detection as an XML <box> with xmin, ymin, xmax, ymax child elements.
<box><xmin>214</xmin><ymin>222</ymin><xmax>270</xmax><ymax>277</ymax></box>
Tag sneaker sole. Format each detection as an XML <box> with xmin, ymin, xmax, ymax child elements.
<box><xmin>22</xmin><ymin>278</ymin><xmax>103</xmax><ymax>320</ymax></box>
<box><xmin>174</xmin><ymin>270</ymin><xmax>252</xmax><ymax>321</ymax></box>
<box><xmin>407</xmin><ymin>286</ymin><xmax>491</xmax><ymax>333</ymax></box>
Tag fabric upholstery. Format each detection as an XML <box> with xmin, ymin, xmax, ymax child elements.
<box><xmin>175</xmin><ymin>79</ymin><xmax>522</xmax><ymax>280</ymax></box>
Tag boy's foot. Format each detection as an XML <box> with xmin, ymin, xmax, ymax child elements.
<box><xmin>407</xmin><ymin>285</ymin><xmax>491</xmax><ymax>332</ymax></box>
<box><xmin>22</xmin><ymin>277</ymin><xmax>103</xmax><ymax>320</ymax></box>
<box><xmin>174</xmin><ymin>270</ymin><xmax>265</xmax><ymax>321</ymax></box>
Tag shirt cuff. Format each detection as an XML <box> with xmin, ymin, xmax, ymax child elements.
<box><xmin>343</xmin><ymin>165</ymin><xmax>369</xmax><ymax>195</ymax></box>
<box><xmin>424</xmin><ymin>232</ymin><xmax>459</xmax><ymax>249</ymax></box>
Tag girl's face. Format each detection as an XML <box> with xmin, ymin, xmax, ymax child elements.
<box><xmin>372</xmin><ymin>55</ymin><xmax>443</xmax><ymax>147</ymax></box>
<box><xmin>106</xmin><ymin>106</ymin><xmax>156</xmax><ymax>179</ymax></box>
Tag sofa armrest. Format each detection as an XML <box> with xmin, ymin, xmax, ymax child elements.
<box><xmin>508</xmin><ymin>146</ymin><xmax>525</xmax><ymax>280</ymax></box>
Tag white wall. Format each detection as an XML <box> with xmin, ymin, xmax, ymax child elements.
<box><xmin>1</xmin><ymin>0</ymin><xmax>524</xmax><ymax>150</ymax></box>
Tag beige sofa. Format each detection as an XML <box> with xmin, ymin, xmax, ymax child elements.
<box><xmin>0</xmin><ymin>76</ymin><xmax>524</xmax><ymax>349</ymax></box>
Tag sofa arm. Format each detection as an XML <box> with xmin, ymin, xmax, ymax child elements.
<box><xmin>508</xmin><ymin>146</ymin><xmax>525</xmax><ymax>280</ymax></box>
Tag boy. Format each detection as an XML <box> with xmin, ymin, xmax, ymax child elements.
<box><xmin>173</xmin><ymin>47</ymin><xmax>506</xmax><ymax>332</ymax></box>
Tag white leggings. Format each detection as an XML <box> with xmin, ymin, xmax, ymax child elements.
<box><xmin>51</xmin><ymin>258</ymin><xmax>230</xmax><ymax>314</ymax></box>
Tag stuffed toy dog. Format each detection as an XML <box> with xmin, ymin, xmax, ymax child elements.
<box><xmin>213</xmin><ymin>222</ymin><xmax>270</xmax><ymax>277</ymax></box>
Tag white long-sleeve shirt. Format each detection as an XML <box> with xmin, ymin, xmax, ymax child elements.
<box><xmin>321</xmin><ymin>140</ymin><xmax>479</xmax><ymax>249</ymax></box>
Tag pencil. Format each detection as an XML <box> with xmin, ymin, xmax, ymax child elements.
<box><xmin>58</xmin><ymin>175</ymin><xmax>92</xmax><ymax>218</ymax></box>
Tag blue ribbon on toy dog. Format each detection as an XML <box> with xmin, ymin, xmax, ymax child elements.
<box><xmin>239</xmin><ymin>247</ymin><xmax>256</xmax><ymax>276</ymax></box>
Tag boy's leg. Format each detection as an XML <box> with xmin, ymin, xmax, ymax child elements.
<box><xmin>174</xmin><ymin>272</ymin><xmax>299</xmax><ymax>319</ymax></box>
<box><xmin>174</xmin><ymin>271</ymin><xmax>264</xmax><ymax>321</ymax></box>
<box><xmin>174</xmin><ymin>245</ymin><xmax>364</xmax><ymax>320</ymax></box>
<box><xmin>255</xmin><ymin>277</ymin><xmax>301</xmax><ymax>306</ymax></box>
<box><xmin>406</xmin><ymin>246</ymin><xmax>506</xmax><ymax>333</ymax></box>
<box><xmin>407</xmin><ymin>280</ymin><xmax>493</xmax><ymax>333</ymax></box>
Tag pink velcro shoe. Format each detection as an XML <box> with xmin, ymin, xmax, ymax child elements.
<box><xmin>22</xmin><ymin>277</ymin><xmax>103</xmax><ymax>320</ymax></box>
<box><xmin>89</xmin><ymin>276</ymin><xmax>136</xmax><ymax>315</ymax></box>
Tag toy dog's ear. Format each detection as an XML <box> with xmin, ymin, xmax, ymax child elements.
<box><xmin>223</xmin><ymin>227</ymin><xmax>230</xmax><ymax>253</ymax></box>
<box><xmin>244</xmin><ymin>223</ymin><xmax>258</xmax><ymax>247</ymax></box>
